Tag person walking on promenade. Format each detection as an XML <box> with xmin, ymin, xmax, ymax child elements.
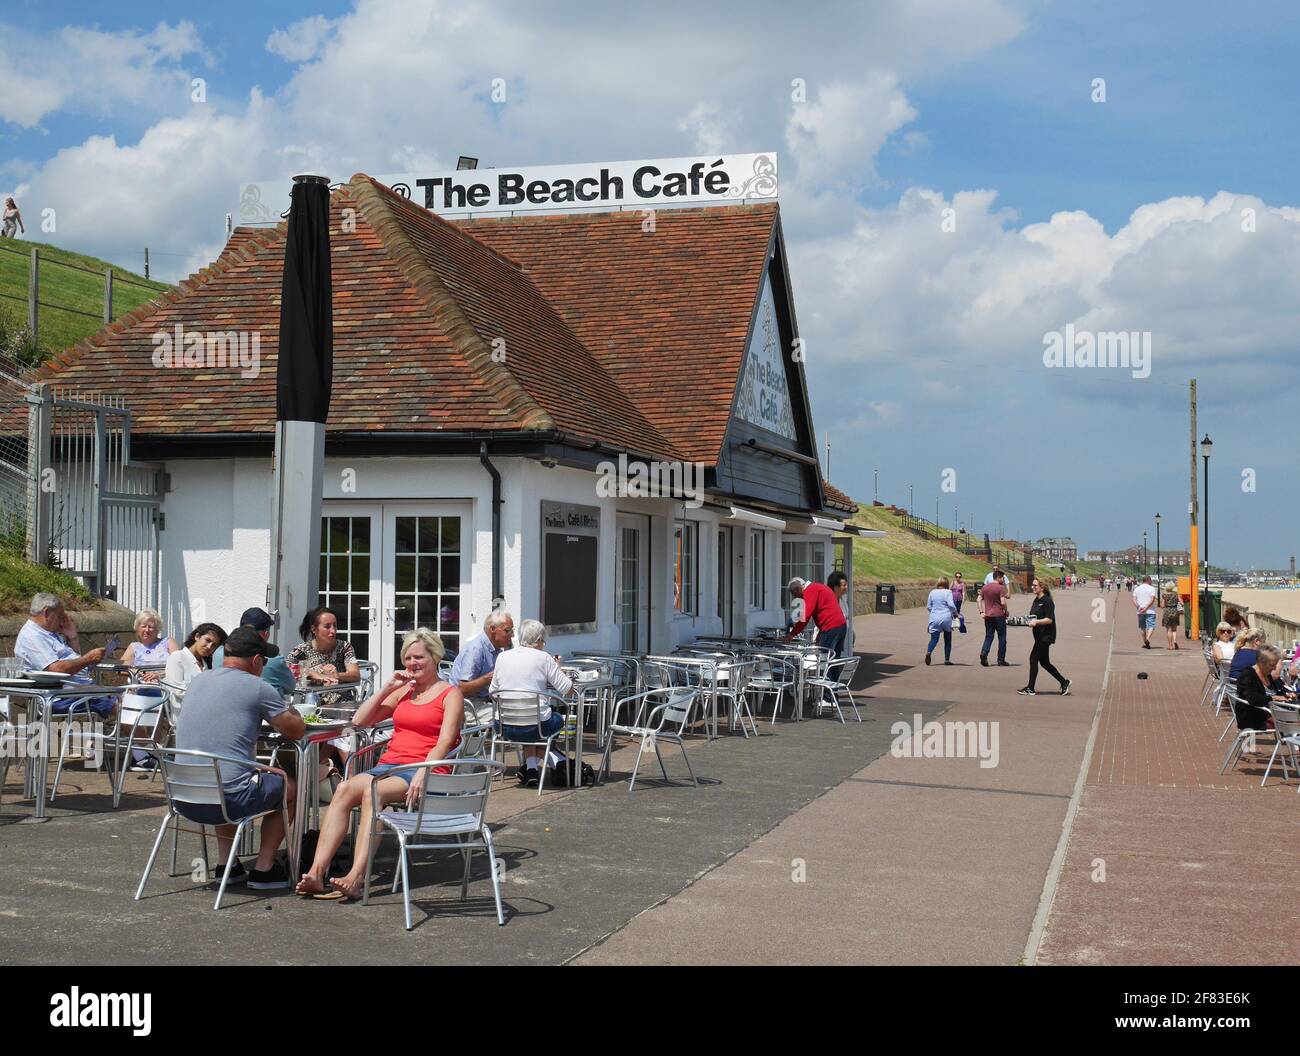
<box><xmin>1018</xmin><ymin>578</ymin><xmax>1071</xmax><ymax>696</ymax></box>
<box><xmin>1160</xmin><ymin>582</ymin><xmax>1183</xmax><ymax>650</ymax></box>
<box><xmin>925</xmin><ymin>576</ymin><xmax>958</xmax><ymax>666</ymax></box>
<box><xmin>978</xmin><ymin>569</ymin><xmax>1010</xmax><ymax>667</ymax></box>
<box><xmin>1132</xmin><ymin>574</ymin><xmax>1158</xmax><ymax>649</ymax></box>
<box><xmin>951</xmin><ymin>572</ymin><xmax>967</xmax><ymax>634</ymax></box>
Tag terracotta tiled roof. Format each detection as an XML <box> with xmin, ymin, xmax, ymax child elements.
<box><xmin>40</xmin><ymin>176</ymin><xmax>780</xmax><ymax>466</ymax></box>
<box><xmin>822</xmin><ymin>482</ymin><xmax>856</xmax><ymax>512</ymax></box>
<box><xmin>461</xmin><ymin>204</ymin><xmax>777</xmax><ymax>464</ymax></box>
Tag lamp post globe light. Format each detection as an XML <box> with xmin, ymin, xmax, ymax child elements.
<box><xmin>1155</xmin><ymin>512</ymin><xmax>1161</xmax><ymax>593</ymax></box>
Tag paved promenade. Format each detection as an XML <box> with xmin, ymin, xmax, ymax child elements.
<box><xmin>3</xmin><ymin>585</ymin><xmax>1289</xmax><ymax>964</ymax></box>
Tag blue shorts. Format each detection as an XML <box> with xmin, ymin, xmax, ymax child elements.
<box><xmin>499</xmin><ymin>712</ymin><xmax>565</xmax><ymax>742</ymax></box>
<box><xmin>176</xmin><ymin>771</ymin><xmax>285</xmax><ymax>825</ymax></box>
<box><xmin>51</xmin><ymin>696</ymin><xmax>117</xmax><ymax>718</ymax></box>
<box><xmin>1139</xmin><ymin>612</ymin><xmax>1156</xmax><ymax>630</ymax></box>
<box><xmin>366</xmin><ymin>762</ymin><xmax>416</xmax><ymax>786</ymax></box>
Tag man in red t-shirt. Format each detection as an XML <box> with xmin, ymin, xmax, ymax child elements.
<box><xmin>978</xmin><ymin>569</ymin><xmax>1010</xmax><ymax>667</ymax></box>
<box><xmin>785</xmin><ymin>572</ymin><xmax>849</xmax><ymax>657</ymax></box>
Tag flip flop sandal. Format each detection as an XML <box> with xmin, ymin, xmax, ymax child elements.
<box><xmin>311</xmin><ymin>890</ymin><xmax>345</xmax><ymax>900</ymax></box>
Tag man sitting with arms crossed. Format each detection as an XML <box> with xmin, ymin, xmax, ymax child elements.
<box><xmin>175</xmin><ymin>626</ymin><xmax>304</xmax><ymax>889</ymax></box>
<box><xmin>784</xmin><ymin>572</ymin><xmax>850</xmax><ymax>657</ymax></box>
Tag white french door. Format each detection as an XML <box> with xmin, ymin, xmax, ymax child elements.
<box><xmin>615</xmin><ymin>513</ymin><xmax>649</xmax><ymax>653</ymax></box>
<box><xmin>319</xmin><ymin>501</ymin><xmax>472</xmax><ymax>675</ymax></box>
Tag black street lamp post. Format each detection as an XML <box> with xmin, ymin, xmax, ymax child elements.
<box><xmin>1155</xmin><ymin>512</ymin><xmax>1162</xmax><ymax>593</ymax></box>
<box><xmin>1201</xmin><ymin>435</ymin><xmax>1213</xmax><ymax>618</ymax></box>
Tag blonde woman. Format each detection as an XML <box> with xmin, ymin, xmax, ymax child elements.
<box><xmin>1160</xmin><ymin>583</ymin><xmax>1183</xmax><ymax>650</ymax></box>
<box><xmin>296</xmin><ymin>628</ymin><xmax>463</xmax><ymax>900</ymax></box>
<box><xmin>1211</xmin><ymin>622</ymin><xmax>1235</xmax><ymax>663</ymax></box>
<box><xmin>121</xmin><ymin>608</ymin><xmax>178</xmax><ymax>681</ymax></box>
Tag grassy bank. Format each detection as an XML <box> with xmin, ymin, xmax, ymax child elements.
<box><xmin>0</xmin><ymin>549</ymin><xmax>94</xmax><ymax>616</ymax></box>
<box><xmin>0</xmin><ymin>238</ymin><xmax>169</xmax><ymax>363</ymax></box>
<box><xmin>848</xmin><ymin>504</ymin><xmax>996</xmax><ymax>585</ymax></box>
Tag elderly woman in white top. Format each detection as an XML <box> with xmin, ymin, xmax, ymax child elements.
<box><xmin>121</xmin><ymin>608</ymin><xmax>179</xmax><ymax>682</ymax></box>
<box><xmin>489</xmin><ymin>618</ymin><xmax>572</xmax><ymax>785</ymax></box>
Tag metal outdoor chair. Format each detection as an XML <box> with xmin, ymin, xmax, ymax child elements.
<box><xmin>135</xmin><ymin>748</ymin><xmax>290</xmax><ymax>910</ymax></box>
<box><xmin>805</xmin><ymin>656</ymin><xmax>863</xmax><ymax>723</ymax></box>
<box><xmin>1198</xmin><ymin>652</ymin><xmax>1221</xmax><ymax>708</ymax></box>
<box><xmin>748</xmin><ymin>653</ymin><xmax>799</xmax><ymax>724</ymax></box>
<box><xmin>1260</xmin><ymin>701</ymin><xmax>1300</xmax><ymax>787</ymax></box>
<box><xmin>108</xmin><ymin>685</ymin><xmax>171</xmax><ymax>807</ymax></box>
<box><xmin>703</xmin><ymin>656</ymin><xmax>759</xmax><ymax>737</ymax></box>
<box><xmin>489</xmin><ymin>690</ymin><xmax>569</xmax><ymax>796</ymax></box>
<box><xmin>1219</xmin><ymin>691</ymin><xmax>1279</xmax><ymax>777</ymax></box>
<box><xmin>364</xmin><ymin>757</ymin><xmax>507</xmax><ymax>930</ymax></box>
<box><xmin>598</xmin><ymin>686</ymin><xmax>701</xmax><ymax>792</ymax></box>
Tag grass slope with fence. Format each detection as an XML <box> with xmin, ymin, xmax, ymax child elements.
<box><xmin>847</xmin><ymin>504</ymin><xmax>998</xmax><ymax>585</ymax></box>
<box><xmin>0</xmin><ymin>238</ymin><xmax>169</xmax><ymax>364</ymax></box>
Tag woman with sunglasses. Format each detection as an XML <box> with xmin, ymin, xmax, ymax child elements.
<box><xmin>1018</xmin><ymin>578</ymin><xmax>1071</xmax><ymax>697</ymax></box>
<box><xmin>1210</xmin><ymin>621</ymin><xmax>1235</xmax><ymax>664</ymax></box>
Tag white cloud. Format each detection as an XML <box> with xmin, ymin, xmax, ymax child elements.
<box><xmin>785</xmin><ymin>75</ymin><xmax>917</xmax><ymax>189</ymax></box>
<box><xmin>0</xmin><ymin>21</ymin><xmax>209</xmax><ymax>128</ymax></box>
<box><xmin>266</xmin><ymin>16</ymin><xmax>338</xmax><ymax>63</ymax></box>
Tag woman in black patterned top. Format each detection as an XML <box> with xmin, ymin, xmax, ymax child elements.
<box><xmin>287</xmin><ymin>607</ymin><xmax>360</xmax><ymax>707</ymax></box>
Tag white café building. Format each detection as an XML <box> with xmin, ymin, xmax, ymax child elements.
<box><xmin>40</xmin><ymin>158</ymin><xmax>863</xmax><ymax>673</ymax></box>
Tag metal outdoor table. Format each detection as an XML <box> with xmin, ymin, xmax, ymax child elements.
<box><xmin>94</xmin><ymin>661</ymin><xmax>167</xmax><ymax>684</ymax></box>
<box><xmin>263</xmin><ymin>714</ymin><xmax>352</xmax><ymax>882</ymax></box>
<box><xmin>645</xmin><ymin>654</ymin><xmax>728</xmax><ymax>739</ymax></box>
<box><xmin>4</xmin><ymin>681</ymin><xmax>128</xmax><ymax>821</ymax></box>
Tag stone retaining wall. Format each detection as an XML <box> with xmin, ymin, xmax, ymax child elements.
<box><xmin>0</xmin><ymin>601</ymin><xmax>138</xmax><ymax>658</ymax></box>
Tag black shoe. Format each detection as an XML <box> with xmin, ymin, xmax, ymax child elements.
<box><xmin>247</xmin><ymin>862</ymin><xmax>290</xmax><ymax>890</ymax></box>
<box><xmin>924</xmin><ymin>653</ymin><xmax>932</xmax><ymax>666</ymax></box>
<box><xmin>1017</xmin><ymin>687</ymin><xmax>1037</xmax><ymax>696</ymax></box>
<box><xmin>997</xmin><ymin>661</ymin><xmax>1011</xmax><ymax>667</ymax></box>
<box><xmin>215</xmin><ymin>859</ymin><xmax>248</xmax><ymax>885</ymax></box>
<box><xmin>518</xmin><ymin>766</ymin><xmax>540</xmax><ymax>787</ymax></box>
<box><xmin>1060</xmin><ymin>679</ymin><xmax>1072</xmax><ymax>696</ymax></box>
<box><xmin>943</xmin><ymin>660</ymin><xmax>954</xmax><ymax>665</ymax></box>
<box><xmin>980</xmin><ymin>655</ymin><xmax>989</xmax><ymax>667</ymax></box>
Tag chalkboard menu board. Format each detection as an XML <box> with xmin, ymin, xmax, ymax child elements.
<box><xmin>540</xmin><ymin>501</ymin><xmax>600</xmax><ymax>633</ymax></box>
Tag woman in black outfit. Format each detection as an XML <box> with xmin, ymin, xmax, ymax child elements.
<box><xmin>1019</xmin><ymin>578</ymin><xmax>1071</xmax><ymax>696</ymax></box>
<box><xmin>1232</xmin><ymin>645</ymin><xmax>1287</xmax><ymax>730</ymax></box>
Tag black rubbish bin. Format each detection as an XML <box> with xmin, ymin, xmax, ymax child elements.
<box><xmin>876</xmin><ymin>584</ymin><xmax>896</xmax><ymax>614</ymax></box>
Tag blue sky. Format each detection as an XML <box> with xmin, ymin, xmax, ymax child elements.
<box><xmin>1</xmin><ymin>1</ymin><xmax>1296</xmax><ymax>568</ymax></box>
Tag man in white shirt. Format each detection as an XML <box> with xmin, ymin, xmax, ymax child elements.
<box><xmin>1132</xmin><ymin>575</ymin><xmax>1158</xmax><ymax>649</ymax></box>
<box><xmin>490</xmin><ymin>619</ymin><xmax>573</xmax><ymax>784</ymax></box>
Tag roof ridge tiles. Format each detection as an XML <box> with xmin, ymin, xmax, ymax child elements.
<box><xmin>353</xmin><ymin>174</ymin><xmax>526</xmax><ymax>273</ymax></box>
<box><xmin>345</xmin><ymin>175</ymin><xmax>555</xmax><ymax>431</ymax></box>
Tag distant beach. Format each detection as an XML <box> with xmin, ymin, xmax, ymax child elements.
<box><xmin>1221</xmin><ymin>587</ymin><xmax>1300</xmax><ymax>624</ymax></box>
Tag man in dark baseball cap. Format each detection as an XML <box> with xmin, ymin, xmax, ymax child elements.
<box><xmin>212</xmin><ymin>607</ymin><xmax>295</xmax><ymax>694</ymax></box>
<box><xmin>224</xmin><ymin>625</ymin><xmax>280</xmax><ymax>659</ymax></box>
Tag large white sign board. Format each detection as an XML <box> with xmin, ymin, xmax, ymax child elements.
<box><xmin>239</xmin><ymin>152</ymin><xmax>778</xmax><ymax>223</ymax></box>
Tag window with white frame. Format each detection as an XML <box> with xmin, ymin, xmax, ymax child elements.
<box><xmin>674</xmin><ymin>520</ymin><xmax>698</xmax><ymax>615</ymax></box>
<box><xmin>781</xmin><ymin>538</ymin><xmax>826</xmax><ymax>622</ymax></box>
<box><xmin>749</xmin><ymin>528</ymin><xmax>766</xmax><ymax>609</ymax></box>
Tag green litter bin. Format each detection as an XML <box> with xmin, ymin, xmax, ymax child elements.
<box><xmin>1184</xmin><ymin>589</ymin><xmax>1222</xmax><ymax>638</ymax></box>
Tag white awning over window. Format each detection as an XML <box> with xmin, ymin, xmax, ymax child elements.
<box><xmin>726</xmin><ymin>506</ymin><xmax>786</xmax><ymax>530</ymax></box>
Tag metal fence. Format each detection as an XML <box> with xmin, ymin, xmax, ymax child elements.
<box><xmin>0</xmin><ymin>361</ymin><xmax>162</xmax><ymax>611</ymax></box>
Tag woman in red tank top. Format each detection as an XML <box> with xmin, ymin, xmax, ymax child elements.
<box><xmin>296</xmin><ymin>629</ymin><xmax>464</xmax><ymax>900</ymax></box>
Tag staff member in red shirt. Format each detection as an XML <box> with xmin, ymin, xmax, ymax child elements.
<box><xmin>785</xmin><ymin>572</ymin><xmax>850</xmax><ymax>656</ymax></box>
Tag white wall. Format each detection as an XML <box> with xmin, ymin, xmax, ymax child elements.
<box><xmin>154</xmin><ymin>453</ymin><xmax>812</xmax><ymax>662</ymax></box>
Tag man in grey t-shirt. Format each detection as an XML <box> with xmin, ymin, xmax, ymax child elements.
<box><xmin>176</xmin><ymin>627</ymin><xmax>305</xmax><ymax>889</ymax></box>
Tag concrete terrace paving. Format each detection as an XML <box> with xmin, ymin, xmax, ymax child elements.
<box><xmin>5</xmin><ymin>587</ymin><xmax>1281</xmax><ymax>964</ymax></box>
<box><xmin>0</xmin><ymin>679</ymin><xmax>945</xmax><ymax>965</ymax></box>
<box><xmin>579</xmin><ymin>587</ymin><xmax>1111</xmax><ymax>964</ymax></box>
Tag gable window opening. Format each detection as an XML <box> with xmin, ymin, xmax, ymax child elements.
<box><xmin>674</xmin><ymin>520</ymin><xmax>698</xmax><ymax>616</ymax></box>
<box><xmin>749</xmin><ymin>528</ymin><xmax>766</xmax><ymax>610</ymax></box>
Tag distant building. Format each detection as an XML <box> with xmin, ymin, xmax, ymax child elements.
<box><xmin>1032</xmin><ymin>537</ymin><xmax>1077</xmax><ymax>562</ymax></box>
<box><xmin>1083</xmin><ymin>546</ymin><xmax>1189</xmax><ymax>569</ymax></box>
